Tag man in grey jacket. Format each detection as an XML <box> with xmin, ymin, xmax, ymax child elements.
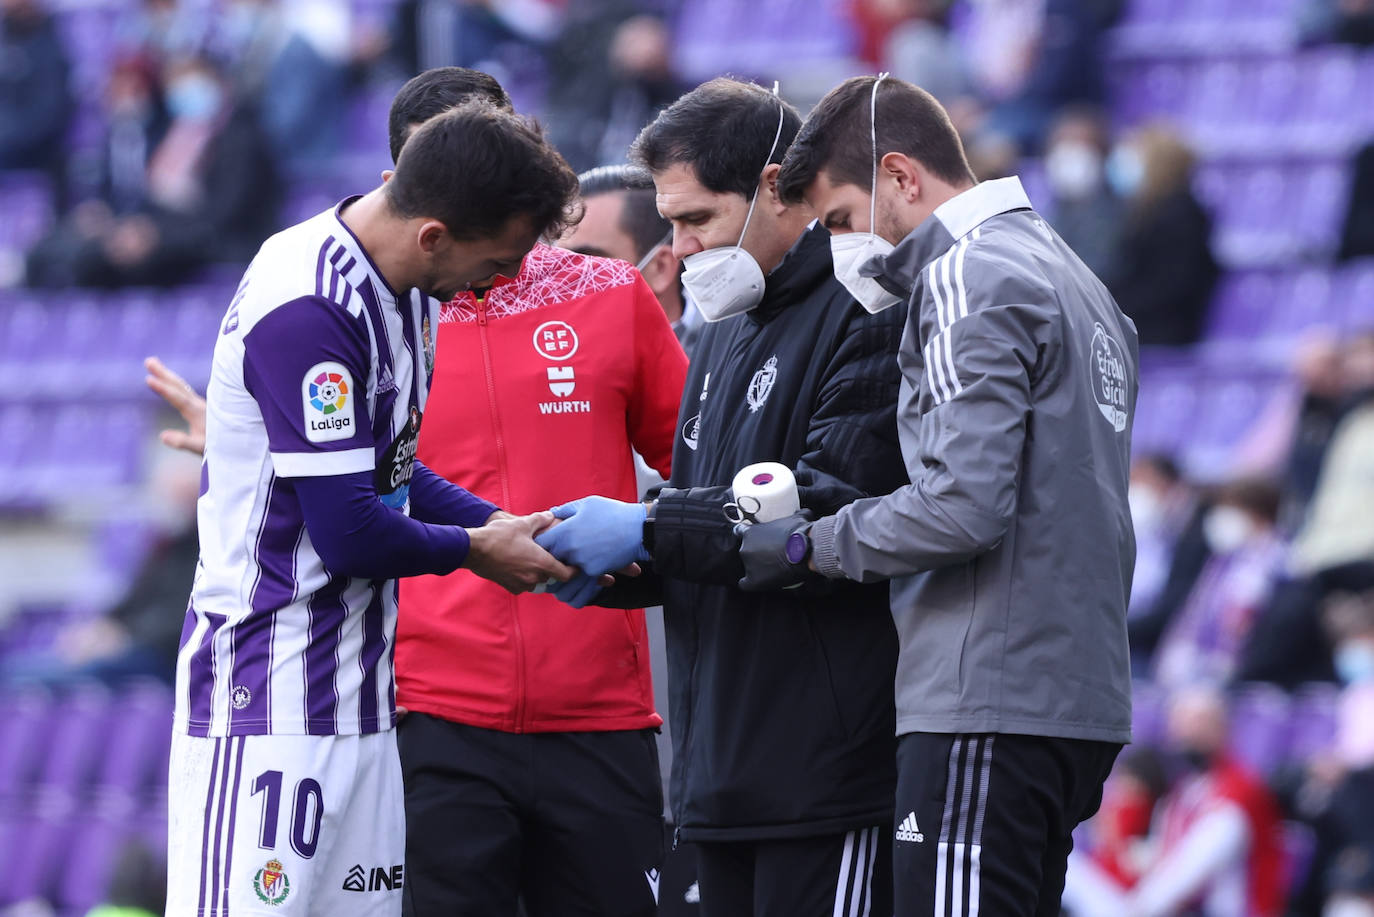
<box><xmin>739</xmin><ymin>75</ymin><xmax>1139</xmax><ymax>917</ymax></box>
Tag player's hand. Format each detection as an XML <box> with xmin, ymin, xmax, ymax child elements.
<box><xmin>534</xmin><ymin>497</ymin><xmax>649</xmax><ymax>577</ymax></box>
<box><xmin>465</xmin><ymin>511</ymin><xmax>576</xmax><ymax>594</ymax></box>
<box><xmin>738</xmin><ymin>511</ymin><xmax>815</xmax><ymax>592</ymax></box>
<box><xmin>145</xmin><ymin>356</ymin><xmax>208</xmax><ymax>455</ymax></box>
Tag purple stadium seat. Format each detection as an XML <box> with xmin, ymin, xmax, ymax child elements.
<box><xmin>1185</xmin><ymin>373</ymin><xmax>1287</xmax><ymax>476</ymax></box>
<box><xmin>35</xmin><ymin>686</ymin><xmax>115</xmax><ymax>801</ymax></box>
<box><xmin>1269</xmin><ymin>267</ymin><xmax>1339</xmax><ymax>338</ymax></box>
<box><xmin>0</xmin><ymin>809</ymin><xmax>73</xmax><ymax>907</ymax></box>
<box><xmin>0</xmin><ymin>688</ymin><xmax>54</xmax><ymax>798</ymax></box>
<box><xmin>1206</xmin><ymin>270</ymin><xmax>1281</xmax><ymax>343</ymax></box>
<box><xmin>1333</xmin><ymin>259</ymin><xmax>1374</xmax><ymax>330</ymax></box>
<box><xmin>1131</xmin><ymin>681</ymin><xmax>1168</xmax><ymax>746</ymax></box>
<box><xmin>1289</xmin><ymin>683</ymin><xmax>1341</xmax><ymax>763</ymax></box>
<box><xmin>0</xmin><ymin>171</ymin><xmax>55</xmax><ymax>255</ymax></box>
<box><xmin>1133</xmin><ymin>364</ymin><xmax>1202</xmax><ymax>455</ymax></box>
<box><xmin>1228</xmin><ymin>684</ymin><xmax>1293</xmax><ymax>775</ymax></box>
<box><xmin>94</xmin><ymin>683</ymin><xmax>174</xmax><ymax>799</ymax></box>
<box><xmin>55</xmin><ymin>818</ymin><xmax>127</xmax><ymax>914</ymax></box>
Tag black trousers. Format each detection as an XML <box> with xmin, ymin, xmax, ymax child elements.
<box><xmin>694</xmin><ymin>826</ymin><xmax>892</xmax><ymax>917</ymax></box>
<box><xmin>893</xmin><ymin>732</ymin><xmax>1121</xmax><ymax>917</ymax></box>
<box><xmin>398</xmin><ymin>713</ymin><xmax>665</xmax><ymax>917</ymax></box>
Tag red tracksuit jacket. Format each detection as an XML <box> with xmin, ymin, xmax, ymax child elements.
<box><xmin>396</xmin><ymin>244</ymin><xmax>688</xmax><ymax>732</ymax></box>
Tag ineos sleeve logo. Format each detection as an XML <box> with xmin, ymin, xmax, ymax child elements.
<box><xmin>532</xmin><ymin>321</ymin><xmax>579</xmax><ymax>360</ymax></box>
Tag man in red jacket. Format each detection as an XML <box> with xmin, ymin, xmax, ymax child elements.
<box><xmin>384</xmin><ymin>74</ymin><xmax>689</xmax><ymax>916</ymax></box>
<box><xmin>144</xmin><ymin>67</ymin><xmax>689</xmax><ymax>917</ymax></box>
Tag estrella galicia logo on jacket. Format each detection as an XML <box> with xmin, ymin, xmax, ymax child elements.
<box><xmin>376</xmin><ymin>406</ymin><xmax>421</xmax><ymax>510</ymax></box>
<box><xmin>682</xmin><ymin>414</ymin><xmax>700</xmax><ymax>451</ymax></box>
<box><xmin>422</xmin><ymin>313</ymin><xmax>435</xmax><ymax>375</ymax></box>
<box><xmin>301</xmin><ymin>361</ymin><xmax>355</xmax><ymax>444</ymax></box>
<box><xmin>342</xmin><ymin>863</ymin><xmax>404</xmax><ymax>892</ymax></box>
<box><xmin>532</xmin><ymin>320</ymin><xmax>579</xmax><ymax>360</ymax></box>
<box><xmin>746</xmin><ymin>355</ymin><xmax>778</xmax><ymax>413</ymax></box>
<box><xmin>547</xmin><ymin>365</ymin><xmax>575</xmax><ymax>397</ymax></box>
<box><xmin>1090</xmin><ymin>323</ymin><xmax>1129</xmax><ymax>433</ymax></box>
<box><xmin>253</xmin><ymin>858</ymin><xmax>290</xmax><ymax>905</ymax></box>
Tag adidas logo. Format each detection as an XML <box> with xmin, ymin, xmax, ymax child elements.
<box><xmin>895</xmin><ymin>812</ymin><xmax>925</xmax><ymax>843</ymax></box>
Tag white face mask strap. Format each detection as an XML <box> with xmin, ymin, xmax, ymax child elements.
<box><xmin>635</xmin><ymin>228</ymin><xmax>674</xmax><ymax>272</ymax></box>
<box><xmin>736</xmin><ymin>83</ymin><xmax>787</xmax><ymax>249</ymax></box>
<box><xmin>868</xmin><ymin>72</ymin><xmax>888</xmax><ymax>237</ymax></box>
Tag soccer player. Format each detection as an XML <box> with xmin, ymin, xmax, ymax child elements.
<box><xmin>740</xmin><ymin>75</ymin><xmax>1138</xmax><ymax>917</ymax></box>
<box><xmin>166</xmin><ymin>103</ymin><xmax>582</xmax><ymax>916</ymax></box>
<box><xmin>535</xmin><ymin>78</ymin><xmax>908</xmax><ymax>916</ymax></box>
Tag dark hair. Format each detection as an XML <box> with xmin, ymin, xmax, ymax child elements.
<box><xmin>387</xmin><ymin>67</ymin><xmax>512</xmax><ymax>164</ymax></box>
<box><xmin>1211</xmin><ymin>477</ymin><xmax>1282</xmax><ymax>525</ymax></box>
<box><xmin>1134</xmin><ymin>453</ymin><xmax>1182</xmax><ymax>483</ymax></box>
<box><xmin>630</xmin><ymin>77</ymin><xmax>802</xmax><ymax>199</ymax></box>
<box><xmin>778</xmin><ymin>75</ymin><xmax>975</xmax><ymax>204</ymax></box>
<box><xmin>386</xmin><ymin>102</ymin><xmax>581</xmax><ymax>242</ymax></box>
<box><xmin>577</xmin><ymin>164</ymin><xmax>669</xmax><ymax>260</ymax></box>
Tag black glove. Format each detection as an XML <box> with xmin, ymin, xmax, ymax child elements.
<box><xmin>738</xmin><ymin>510</ymin><xmax>815</xmax><ymax>592</ymax></box>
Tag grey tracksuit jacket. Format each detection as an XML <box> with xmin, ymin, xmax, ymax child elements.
<box><xmin>809</xmin><ymin>177</ymin><xmax>1139</xmax><ymax>744</ymax></box>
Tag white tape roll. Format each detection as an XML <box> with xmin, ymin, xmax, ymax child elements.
<box><xmin>730</xmin><ymin>462</ymin><xmax>800</xmax><ymax>524</ymax></box>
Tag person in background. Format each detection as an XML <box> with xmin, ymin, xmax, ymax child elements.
<box><xmin>539</xmin><ymin>76</ymin><xmax>907</xmax><ymax>916</ymax></box>
<box><xmin>850</xmin><ymin>0</ymin><xmax>971</xmax><ymax>106</ymax></box>
<box><xmin>26</xmin><ymin>57</ymin><xmax>167</xmax><ymax>288</ymax></box>
<box><xmin>0</xmin><ymin>0</ymin><xmax>69</xmax><ymax>173</ymax></box>
<box><xmin>26</xmin><ymin>53</ymin><xmax>279</xmax><ymax>288</ymax></box>
<box><xmin>1233</xmin><ymin>333</ymin><xmax>1374</xmax><ymax>687</ymax></box>
<box><xmin>1068</xmin><ymin>688</ymin><xmax>1285</xmax><ymax>917</ymax></box>
<box><xmin>1043</xmin><ymin>105</ymin><xmax>1123</xmax><ymax>280</ymax></box>
<box><xmin>143</xmin><ymin>67</ymin><xmax>689</xmax><ymax>917</ymax></box>
<box><xmin>1338</xmin><ymin>139</ymin><xmax>1374</xmax><ymax>260</ymax></box>
<box><xmin>1154</xmin><ymin>478</ymin><xmax>1287</xmax><ymax>689</ymax></box>
<box><xmin>1061</xmin><ymin>748</ymin><xmax>1170</xmax><ymax>912</ymax></box>
<box><xmin>1127</xmin><ymin>454</ymin><xmax>1212</xmax><ymax>668</ymax></box>
<box><xmin>563</xmin><ymin>163</ymin><xmax>698</xmax><ymax>357</ymax></box>
<box><xmin>1104</xmin><ymin>124</ymin><xmax>1220</xmax><ymax>347</ymax></box>
<box><xmin>215</xmin><ymin>0</ymin><xmax>359</xmax><ymax>168</ymax></box>
<box><xmin>394</xmin><ymin>114</ymin><xmax>687</xmax><ymax>917</ymax></box>
<box><xmin>0</xmin><ymin>444</ymin><xmax>199</xmax><ymax>688</ymax></box>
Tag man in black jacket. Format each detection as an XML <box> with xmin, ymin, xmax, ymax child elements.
<box><xmin>536</xmin><ymin>78</ymin><xmax>907</xmax><ymax>916</ymax></box>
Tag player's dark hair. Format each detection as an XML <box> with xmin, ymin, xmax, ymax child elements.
<box><xmin>777</xmin><ymin>75</ymin><xmax>976</xmax><ymax>204</ymax></box>
<box><xmin>387</xmin><ymin>66</ymin><xmax>513</xmax><ymax>164</ymax></box>
<box><xmin>386</xmin><ymin>102</ymin><xmax>581</xmax><ymax>241</ymax></box>
<box><xmin>577</xmin><ymin>164</ymin><xmax>669</xmax><ymax>261</ymax></box>
<box><xmin>630</xmin><ymin>77</ymin><xmax>802</xmax><ymax>199</ymax></box>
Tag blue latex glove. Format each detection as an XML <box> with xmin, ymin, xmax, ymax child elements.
<box><xmin>534</xmin><ymin>497</ymin><xmax>649</xmax><ymax>577</ymax></box>
<box><xmin>549</xmin><ymin>571</ymin><xmax>605</xmax><ymax>609</ymax></box>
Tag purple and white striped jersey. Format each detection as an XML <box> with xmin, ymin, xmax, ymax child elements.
<box><xmin>177</xmin><ymin>202</ymin><xmax>439</xmax><ymax>738</ymax></box>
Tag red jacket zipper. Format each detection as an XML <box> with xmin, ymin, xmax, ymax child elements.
<box><xmin>476</xmin><ymin>297</ymin><xmax>526</xmax><ymax>732</ymax></box>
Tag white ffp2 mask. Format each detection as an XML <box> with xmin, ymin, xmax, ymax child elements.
<box><xmin>830</xmin><ymin>73</ymin><xmax>902</xmax><ymax>314</ymax></box>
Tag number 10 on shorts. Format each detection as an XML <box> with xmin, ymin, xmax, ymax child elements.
<box><xmin>252</xmin><ymin>769</ymin><xmax>325</xmax><ymax>858</ymax></box>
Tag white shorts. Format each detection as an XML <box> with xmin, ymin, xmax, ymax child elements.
<box><xmin>166</xmin><ymin>730</ymin><xmax>405</xmax><ymax>917</ymax></box>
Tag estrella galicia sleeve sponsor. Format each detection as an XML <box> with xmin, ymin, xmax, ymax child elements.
<box><xmin>243</xmin><ymin>295</ymin><xmax>376</xmax><ymax>478</ymax></box>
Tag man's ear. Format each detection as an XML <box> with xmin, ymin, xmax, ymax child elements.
<box><xmin>417</xmin><ymin>220</ymin><xmax>448</xmax><ymax>254</ymax></box>
<box><xmin>381</xmin><ymin>169</ymin><xmax>395</xmax><ymax>183</ymax></box>
<box><xmin>881</xmin><ymin>152</ymin><xmax>922</xmax><ymax>202</ymax></box>
<box><xmin>642</xmin><ymin>244</ymin><xmax>679</xmax><ymax>296</ymax></box>
<box><xmin>761</xmin><ymin>163</ymin><xmax>788</xmax><ymax>214</ymax></box>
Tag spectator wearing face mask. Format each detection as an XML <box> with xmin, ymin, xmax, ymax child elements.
<box><xmin>1288</xmin><ymin>593</ymin><xmax>1374</xmax><ymax>915</ymax></box>
<box><xmin>1043</xmin><ymin>106</ymin><xmax>1123</xmax><ymax>280</ymax></box>
<box><xmin>1103</xmin><ymin>125</ymin><xmax>1220</xmax><ymax>348</ymax></box>
<box><xmin>26</xmin><ymin>54</ymin><xmax>278</xmax><ymax>288</ymax></box>
<box><xmin>1127</xmin><ymin>455</ymin><xmax>1212</xmax><ymax>667</ymax></box>
<box><xmin>1062</xmin><ymin>689</ymin><xmax>1286</xmax><ymax>917</ymax></box>
<box><xmin>1154</xmin><ymin>479</ymin><xmax>1286</xmax><ymax>689</ymax></box>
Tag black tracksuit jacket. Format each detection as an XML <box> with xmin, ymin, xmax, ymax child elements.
<box><xmin>603</xmin><ymin>224</ymin><xmax>907</xmax><ymax>842</ymax></box>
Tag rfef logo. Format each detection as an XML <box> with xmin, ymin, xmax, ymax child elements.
<box><xmin>301</xmin><ymin>361</ymin><xmax>356</xmax><ymax>443</ymax></box>
<box><xmin>532</xmin><ymin>321</ymin><xmax>579</xmax><ymax>360</ymax></box>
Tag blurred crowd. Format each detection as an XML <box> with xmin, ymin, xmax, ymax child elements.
<box><xmin>2</xmin><ymin>1</ymin><xmax>1374</xmax><ymax>916</ymax></box>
